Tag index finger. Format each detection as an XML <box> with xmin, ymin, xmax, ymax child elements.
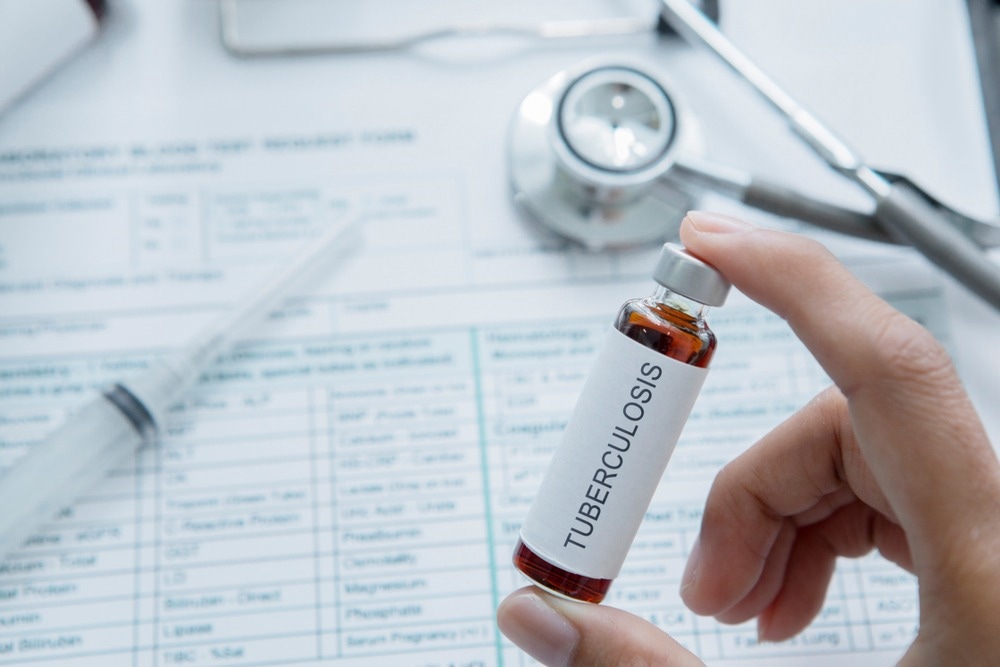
<box><xmin>679</xmin><ymin>212</ymin><xmax>1000</xmax><ymax>568</ymax></box>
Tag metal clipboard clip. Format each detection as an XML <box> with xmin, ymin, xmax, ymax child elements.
<box><xmin>217</xmin><ymin>0</ymin><xmax>718</xmax><ymax>58</ymax></box>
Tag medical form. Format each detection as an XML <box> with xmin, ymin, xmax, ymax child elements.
<box><xmin>1</xmin><ymin>1</ymin><xmax>997</xmax><ymax>665</ymax></box>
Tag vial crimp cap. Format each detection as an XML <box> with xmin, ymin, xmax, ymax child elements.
<box><xmin>652</xmin><ymin>243</ymin><xmax>731</xmax><ymax>306</ymax></box>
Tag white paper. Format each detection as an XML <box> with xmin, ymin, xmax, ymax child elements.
<box><xmin>1</xmin><ymin>1</ymin><xmax>998</xmax><ymax>665</ymax></box>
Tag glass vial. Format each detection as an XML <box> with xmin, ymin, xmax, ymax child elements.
<box><xmin>513</xmin><ymin>243</ymin><xmax>730</xmax><ymax>603</ymax></box>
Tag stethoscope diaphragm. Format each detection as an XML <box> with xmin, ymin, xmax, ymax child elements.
<box><xmin>508</xmin><ymin>60</ymin><xmax>704</xmax><ymax>250</ymax></box>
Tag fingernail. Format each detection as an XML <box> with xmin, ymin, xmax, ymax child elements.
<box><xmin>497</xmin><ymin>590</ymin><xmax>579</xmax><ymax>667</ymax></box>
<box><xmin>756</xmin><ymin>615</ymin><xmax>772</xmax><ymax>644</ymax></box>
<box><xmin>680</xmin><ymin>537</ymin><xmax>702</xmax><ymax>594</ymax></box>
<box><xmin>685</xmin><ymin>211</ymin><xmax>754</xmax><ymax>234</ymax></box>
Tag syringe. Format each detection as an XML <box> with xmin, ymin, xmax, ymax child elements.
<box><xmin>0</xmin><ymin>217</ymin><xmax>361</xmax><ymax>561</ymax></box>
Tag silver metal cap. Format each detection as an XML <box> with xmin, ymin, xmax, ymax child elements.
<box><xmin>651</xmin><ymin>243</ymin><xmax>730</xmax><ymax>306</ymax></box>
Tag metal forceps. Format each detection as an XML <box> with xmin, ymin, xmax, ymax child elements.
<box><xmin>661</xmin><ymin>0</ymin><xmax>1000</xmax><ymax>311</ymax></box>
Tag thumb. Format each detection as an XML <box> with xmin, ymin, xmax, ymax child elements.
<box><xmin>497</xmin><ymin>587</ymin><xmax>704</xmax><ymax>667</ymax></box>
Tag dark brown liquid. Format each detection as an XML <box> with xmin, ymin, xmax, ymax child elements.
<box><xmin>512</xmin><ymin>538</ymin><xmax>612</xmax><ymax>603</ymax></box>
<box><xmin>614</xmin><ymin>297</ymin><xmax>717</xmax><ymax>368</ymax></box>
<box><xmin>512</xmin><ymin>296</ymin><xmax>717</xmax><ymax>603</ymax></box>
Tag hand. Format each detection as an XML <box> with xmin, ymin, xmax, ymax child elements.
<box><xmin>496</xmin><ymin>211</ymin><xmax>1000</xmax><ymax>666</ymax></box>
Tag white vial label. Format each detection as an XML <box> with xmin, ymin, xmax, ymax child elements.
<box><xmin>519</xmin><ymin>327</ymin><xmax>708</xmax><ymax>580</ymax></box>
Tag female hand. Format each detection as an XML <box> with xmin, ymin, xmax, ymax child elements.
<box><xmin>497</xmin><ymin>211</ymin><xmax>1000</xmax><ymax>666</ymax></box>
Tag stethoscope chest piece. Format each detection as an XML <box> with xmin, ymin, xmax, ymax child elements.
<box><xmin>509</xmin><ymin>60</ymin><xmax>702</xmax><ymax>249</ymax></box>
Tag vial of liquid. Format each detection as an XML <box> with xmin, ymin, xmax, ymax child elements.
<box><xmin>513</xmin><ymin>242</ymin><xmax>730</xmax><ymax>603</ymax></box>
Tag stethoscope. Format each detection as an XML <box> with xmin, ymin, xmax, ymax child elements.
<box><xmin>509</xmin><ymin>0</ymin><xmax>1000</xmax><ymax>311</ymax></box>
